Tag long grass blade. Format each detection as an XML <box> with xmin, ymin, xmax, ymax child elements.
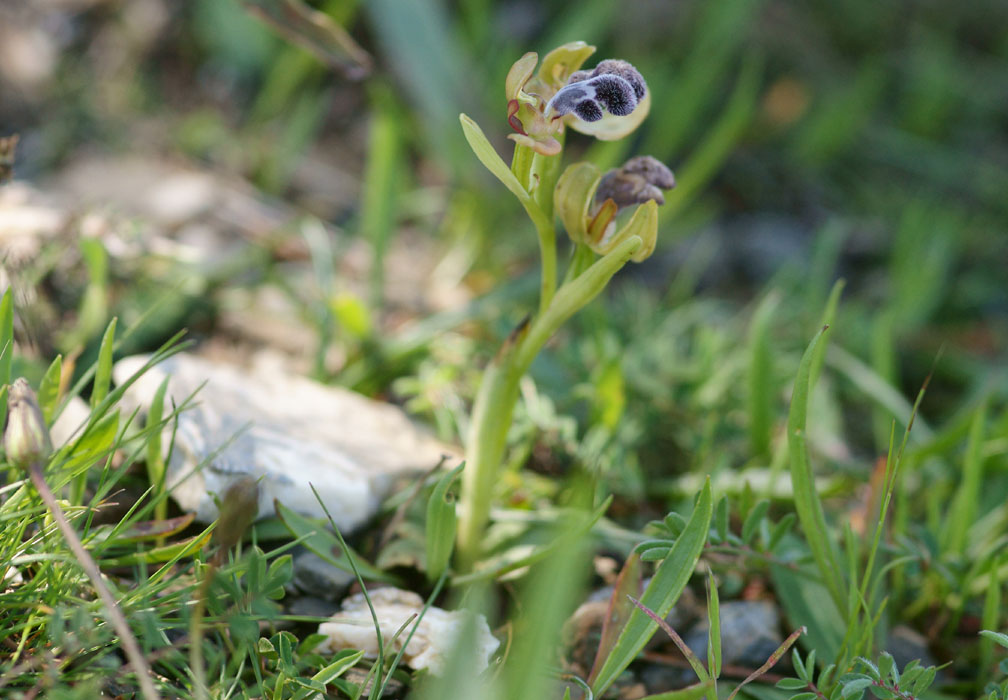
<box><xmin>787</xmin><ymin>326</ymin><xmax>845</xmax><ymax>611</ymax></box>
<box><xmin>590</xmin><ymin>478</ymin><xmax>712</xmax><ymax>695</ymax></box>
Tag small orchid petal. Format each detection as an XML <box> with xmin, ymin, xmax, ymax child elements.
<box><xmin>554</xmin><ymin>161</ymin><xmax>602</xmax><ymax>245</ymax></box>
<box><xmin>506</xmin><ymin>52</ymin><xmax>538</xmax><ymax>101</ymax></box>
<box><xmin>507</xmin><ymin>132</ymin><xmax>562</xmax><ymax>156</ymax></box>
<box><xmin>537</xmin><ymin>41</ymin><xmax>596</xmax><ymax>90</ymax></box>
<box><xmin>546</xmin><ymin>74</ymin><xmax>638</xmax><ymax>120</ymax></box>
<box><xmin>567</xmin><ymin>90</ymin><xmax>651</xmax><ymax>140</ymax></box>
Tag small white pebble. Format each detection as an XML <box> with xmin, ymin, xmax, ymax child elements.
<box><xmin>317</xmin><ymin>587</ymin><xmax>499</xmax><ymax>676</ymax></box>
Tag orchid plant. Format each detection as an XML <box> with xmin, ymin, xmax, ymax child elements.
<box><xmin>457</xmin><ymin>42</ymin><xmax>676</xmax><ymax>569</ymax></box>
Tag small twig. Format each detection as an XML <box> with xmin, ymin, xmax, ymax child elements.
<box><xmin>26</xmin><ymin>462</ymin><xmax>161</xmax><ymax>700</ymax></box>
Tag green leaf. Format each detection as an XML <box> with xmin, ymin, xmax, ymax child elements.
<box><xmin>258</xmin><ymin>637</ymin><xmax>277</xmax><ymax>658</ymax></box>
<box><xmin>777</xmin><ymin>678</ymin><xmax>809</xmax><ymax>690</ymax></box>
<box><xmin>229</xmin><ymin>614</ymin><xmax>260</xmax><ymax>646</ymax></box>
<box><xmin>811</xmin><ymin>279</ymin><xmax>844</xmax><ymax>390</ymax></box>
<box><xmin>772</xmin><ymin>563</ymin><xmax>845</xmax><ymax>662</ymax></box>
<box><xmin>910</xmin><ymin>665</ymin><xmax>936</xmax><ymax>696</ymax></box>
<box><xmin>146</xmin><ymin>376</ymin><xmax>170</xmax><ymax>502</ymax></box>
<box><xmin>99</xmin><ymin>530</ymin><xmax>212</xmax><ymax>566</ymax></box>
<box><xmin>313</xmin><ymin>650</ymin><xmax>366</xmax><ymax>684</ymax></box>
<box><xmin>515</xmin><ymin>234</ymin><xmax>642</xmax><ymax>372</ymax></box>
<box><xmin>589</xmin><ymin>552</ymin><xmax>642</xmax><ymax>683</ymax></box>
<box><xmin>265</xmin><ymin>554</ymin><xmax>294</xmax><ymax>598</ymax></box>
<box><xmin>664</xmin><ymin>513</ymin><xmax>687</xmax><ymax>536</ymax></box>
<box><xmin>706</xmin><ymin>570</ymin><xmax>721</xmax><ymax>678</ymax></box>
<box><xmin>766</xmin><ymin>513</ymin><xmax>795</xmax><ymax>551</ymax></box>
<box><xmin>941</xmin><ymin>400</ymin><xmax>987</xmax><ymax>555</ymax></box>
<box><xmin>459</xmin><ymin>113</ymin><xmax>551</xmax><ymax>234</ymax></box>
<box><xmin>275</xmin><ymin>500</ymin><xmax>395</xmax><ymax>583</ymax></box>
<box><xmin>714</xmin><ymin>496</ymin><xmax>729</xmax><ymax>543</ymax></box>
<box><xmin>792</xmin><ymin>649</ymin><xmax>807</xmax><ymax>681</ymax></box>
<box><xmin>278</xmin><ymin>630</ymin><xmax>295</xmax><ymax>667</ymax></box>
<box><xmin>93</xmin><ymin>513</ymin><xmax>195</xmax><ymax>544</ymax></box>
<box><xmin>359</xmin><ymin>89</ymin><xmax>403</xmax><ymax>305</ymax></box>
<box><xmin>787</xmin><ymin>326</ymin><xmax>844</xmax><ymax>611</ymax></box>
<box><xmin>980</xmin><ymin>630</ymin><xmax>1008</xmax><ymax>649</ymax></box>
<box><xmin>841</xmin><ymin>678</ymin><xmax>873</xmax><ymax>698</ymax></box>
<box><xmin>857</xmin><ymin>657</ymin><xmax>880</xmax><ymax>679</ymax></box>
<box><xmin>91</xmin><ymin>317</ymin><xmax>117</xmax><ymax>409</ymax></box>
<box><xmin>425</xmin><ymin>463</ymin><xmax>463</xmax><ymax>582</ymax></box>
<box><xmin>742</xmin><ymin>500</ymin><xmax>769</xmax><ymax>545</ymax></box>
<box><xmin>38</xmin><ymin>355</ymin><xmax>62</xmax><ymax>424</ymax></box>
<box><xmin>747</xmin><ymin>293</ymin><xmax>778</xmax><ymax>459</ymax></box>
<box><xmin>590</xmin><ymin>478</ymin><xmax>713</xmax><ymax>696</ymax></box>
<box><xmin>804</xmin><ymin>649</ymin><xmax>817</xmax><ymax>684</ymax></box>
<box><xmin>70</xmin><ymin>237</ymin><xmax>109</xmax><ymax>350</ymax></box>
<box><xmin>878</xmin><ymin>652</ymin><xmax>895</xmax><ymax>685</ymax></box>
<box><xmin>62</xmin><ymin>409</ymin><xmax>120</xmax><ymax>480</ymax></box>
<box><xmin>0</xmin><ymin>290</ymin><xmax>13</xmax><ymax>387</ymax></box>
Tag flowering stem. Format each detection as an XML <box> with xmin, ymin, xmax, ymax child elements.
<box><xmin>458</xmin><ymin>345</ymin><xmax>525</xmax><ymax>571</ymax></box>
<box><xmin>457</xmin><ymin>236</ymin><xmax>643</xmax><ymax>570</ymax></box>
<box><xmin>563</xmin><ymin>243</ymin><xmax>596</xmax><ymax>285</ymax></box>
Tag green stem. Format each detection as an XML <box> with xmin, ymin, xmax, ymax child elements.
<box><xmin>529</xmin><ymin>132</ymin><xmax>565</xmax><ymax>314</ymax></box>
<box><xmin>457</xmin><ymin>350</ymin><xmax>524</xmax><ymax>571</ymax></box>
<box><xmin>510</xmin><ymin>142</ymin><xmax>534</xmax><ymax>189</ymax></box>
<box><xmin>511</xmin><ymin>143</ymin><xmax>560</xmax><ymax>315</ymax></box>
<box><xmin>457</xmin><ymin>236</ymin><xmax>642</xmax><ymax>570</ymax></box>
<box><xmin>563</xmin><ymin>243</ymin><xmax>596</xmax><ymax>285</ymax></box>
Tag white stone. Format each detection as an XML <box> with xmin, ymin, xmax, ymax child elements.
<box><xmin>49</xmin><ymin>395</ymin><xmax>92</xmax><ymax>448</ymax></box>
<box><xmin>316</xmin><ymin>587</ymin><xmax>499</xmax><ymax>676</ymax></box>
<box><xmin>113</xmin><ymin>353</ymin><xmax>452</xmax><ymax>532</ymax></box>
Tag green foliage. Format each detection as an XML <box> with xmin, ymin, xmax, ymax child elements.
<box><xmin>591</xmin><ymin>479</ymin><xmax>712</xmax><ymax>695</ymax></box>
<box><xmin>424</xmin><ymin>463</ymin><xmax>463</xmax><ymax>581</ymax></box>
<box><xmin>4</xmin><ymin>0</ymin><xmax>1008</xmax><ymax>696</ymax></box>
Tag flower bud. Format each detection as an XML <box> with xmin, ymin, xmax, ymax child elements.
<box><xmin>213</xmin><ymin>475</ymin><xmax>260</xmax><ymax>553</ymax></box>
<box><xmin>555</xmin><ymin>156</ymin><xmax>674</xmax><ymax>263</ymax></box>
<box><xmin>4</xmin><ymin>378</ymin><xmax>52</xmax><ymax>469</ymax></box>
<box><xmin>596</xmin><ymin>156</ymin><xmax>676</xmax><ymax>209</ymax></box>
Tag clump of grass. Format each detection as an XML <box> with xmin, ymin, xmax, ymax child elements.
<box><xmin>5</xmin><ymin>378</ymin><xmax>159</xmax><ymax>700</ymax></box>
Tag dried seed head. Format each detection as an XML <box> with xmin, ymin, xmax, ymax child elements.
<box><xmin>4</xmin><ymin>378</ymin><xmax>52</xmax><ymax>470</ymax></box>
<box><xmin>596</xmin><ymin>156</ymin><xmax>676</xmax><ymax>209</ymax></box>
